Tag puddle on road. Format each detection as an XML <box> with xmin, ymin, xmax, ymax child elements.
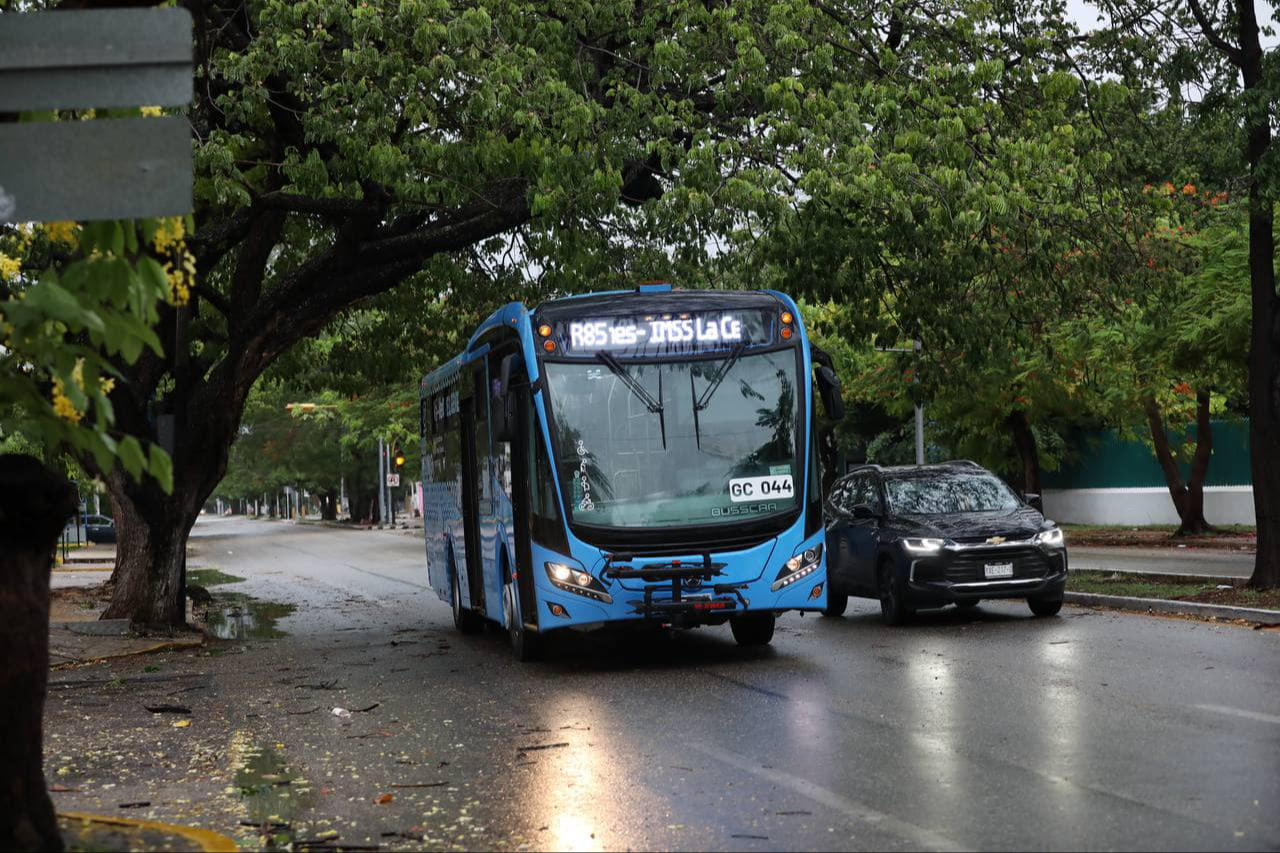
<box><xmin>205</xmin><ymin>592</ymin><xmax>296</xmax><ymax>639</ymax></box>
<box><xmin>232</xmin><ymin>737</ymin><xmax>313</xmax><ymax>851</ymax></box>
<box><xmin>188</xmin><ymin>568</ymin><xmax>247</xmax><ymax>587</ymax></box>
<box><xmin>189</xmin><ymin>566</ymin><xmax>295</xmax><ymax>639</ymax></box>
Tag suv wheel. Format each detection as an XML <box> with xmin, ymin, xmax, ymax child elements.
<box><xmin>878</xmin><ymin>560</ymin><xmax>915</xmax><ymax>626</ymax></box>
<box><xmin>1028</xmin><ymin>595</ymin><xmax>1063</xmax><ymax>617</ymax></box>
<box><xmin>730</xmin><ymin>612</ymin><xmax>775</xmax><ymax>646</ymax></box>
<box><xmin>821</xmin><ymin>592</ymin><xmax>848</xmax><ymax>618</ymax></box>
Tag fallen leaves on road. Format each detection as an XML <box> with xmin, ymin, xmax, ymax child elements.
<box><xmin>172</xmin><ymin>719</ymin><xmax>191</xmax><ymax>728</ymax></box>
<box><xmin>517</xmin><ymin>742</ymin><xmax>569</xmax><ymax>753</ymax></box>
<box><xmin>375</xmin><ymin>793</ymin><xmax>394</xmax><ymax>804</ymax></box>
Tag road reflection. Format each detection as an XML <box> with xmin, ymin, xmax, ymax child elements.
<box><xmin>529</xmin><ymin>692</ymin><xmax>606</xmax><ymax>852</ymax></box>
<box><xmin>905</xmin><ymin>648</ymin><xmax>959</xmax><ymax>819</ymax></box>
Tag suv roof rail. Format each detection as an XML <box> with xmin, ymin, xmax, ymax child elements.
<box><xmin>942</xmin><ymin>459</ymin><xmax>984</xmax><ymax>469</ymax></box>
<box><xmin>845</xmin><ymin>462</ymin><xmax>881</xmax><ymax>474</ymax></box>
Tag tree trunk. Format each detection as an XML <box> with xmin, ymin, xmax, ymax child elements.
<box><xmin>0</xmin><ymin>455</ymin><xmax>76</xmax><ymax>852</ymax></box>
<box><xmin>1220</xmin><ymin>0</ymin><xmax>1278</xmax><ymax>589</ymax></box>
<box><xmin>1143</xmin><ymin>394</ymin><xmax>1214</xmax><ymax>536</ymax></box>
<box><xmin>1240</xmin><ymin>19</ymin><xmax>1279</xmax><ymax>589</ymax></box>
<box><xmin>102</xmin><ymin>468</ymin><xmax>198</xmax><ymax>627</ymax></box>
<box><xmin>1006</xmin><ymin>409</ymin><xmax>1041</xmax><ymax>498</ymax></box>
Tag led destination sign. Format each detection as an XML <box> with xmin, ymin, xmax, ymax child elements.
<box><xmin>560</xmin><ymin>310</ymin><xmax>773</xmax><ymax>355</ymax></box>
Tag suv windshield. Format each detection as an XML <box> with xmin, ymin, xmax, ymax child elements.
<box><xmin>885</xmin><ymin>472</ymin><xmax>1020</xmax><ymax>514</ymax></box>
<box><xmin>543</xmin><ymin>349</ymin><xmax>800</xmax><ymax>529</ymax></box>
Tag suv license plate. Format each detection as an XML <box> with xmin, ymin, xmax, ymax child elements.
<box><xmin>984</xmin><ymin>562</ymin><xmax>1014</xmax><ymax>579</ymax></box>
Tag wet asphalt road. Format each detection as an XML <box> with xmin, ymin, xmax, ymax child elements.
<box><xmin>44</xmin><ymin>516</ymin><xmax>1280</xmax><ymax>851</ymax></box>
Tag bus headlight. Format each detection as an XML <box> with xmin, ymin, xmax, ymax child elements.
<box><xmin>544</xmin><ymin>562</ymin><xmax>613</xmax><ymax>604</ymax></box>
<box><xmin>772</xmin><ymin>543</ymin><xmax>823</xmax><ymax>591</ymax></box>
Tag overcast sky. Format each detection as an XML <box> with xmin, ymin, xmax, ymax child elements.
<box><xmin>1065</xmin><ymin>0</ymin><xmax>1279</xmax><ymax>46</ymax></box>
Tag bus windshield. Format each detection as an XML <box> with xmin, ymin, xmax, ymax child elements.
<box><xmin>543</xmin><ymin>349</ymin><xmax>801</xmax><ymax>529</ymax></box>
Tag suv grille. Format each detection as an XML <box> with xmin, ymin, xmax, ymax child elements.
<box><xmin>946</xmin><ymin>546</ymin><xmax>1051</xmax><ymax>582</ymax></box>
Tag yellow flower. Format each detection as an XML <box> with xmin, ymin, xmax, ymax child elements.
<box><xmin>43</xmin><ymin>221</ymin><xmax>78</xmax><ymax>247</ymax></box>
<box><xmin>71</xmin><ymin>358</ymin><xmax>85</xmax><ymax>390</ymax></box>
<box><xmin>52</xmin><ymin>378</ymin><xmax>83</xmax><ymax>424</ymax></box>
<box><xmin>163</xmin><ymin>257</ymin><xmax>192</xmax><ymax>305</ymax></box>
<box><xmin>0</xmin><ymin>253</ymin><xmax>19</xmax><ymax>281</ymax></box>
<box><xmin>140</xmin><ymin>106</ymin><xmax>163</xmax><ymax>117</ymax></box>
<box><xmin>100</xmin><ymin>378</ymin><xmax>116</xmax><ymax>395</ymax></box>
<box><xmin>153</xmin><ymin>217</ymin><xmax>186</xmax><ymax>253</ymax></box>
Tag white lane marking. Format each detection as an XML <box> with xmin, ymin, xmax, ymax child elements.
<box><xmin>1194</xmin><ymin>704</ymin><xmax>1280</xmax><ymax>726</ymax></box>
<box><xmin>691</xmin><ymin>743</ymin><xmax>971</xmax><ymax>853</ymax></box>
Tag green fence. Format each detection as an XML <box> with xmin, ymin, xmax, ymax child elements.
<box><xmin>1043</xmin><ymin>420</ymin><xmax>1252</xmax><ymax>490</ymax></box>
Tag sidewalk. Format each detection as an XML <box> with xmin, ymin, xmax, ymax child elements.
<box><xmin>1069</xmin><ymin>545</ymin><xmax>1253</xmax><ymax>580</ymax></box>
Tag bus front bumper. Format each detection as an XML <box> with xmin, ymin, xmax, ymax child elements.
<box><xmin>534</xmin><ymin>562</ymin><xmax>827</xmax><ymax>632</ymax></box>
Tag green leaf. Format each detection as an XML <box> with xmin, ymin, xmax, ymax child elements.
<box><xmin>148</xmin><ymin>443</ymin><xmax>174</xmax><ymax>494</ymax></box>
<box><xmin>118</xmin><ymin>435</ymin><xmax>146</xmax><ymax>478</ymax></box>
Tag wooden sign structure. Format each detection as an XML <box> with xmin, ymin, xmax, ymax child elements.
<box><xmin>0</xmin><ymin>8</ymin><xmax>193</xmax><ymax>222</ymax></box>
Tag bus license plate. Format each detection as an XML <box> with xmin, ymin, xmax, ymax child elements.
<box><xmin>984</xmin><ymin>562</ymin><xmax>1014</xmax><ymax>579</ymax></box>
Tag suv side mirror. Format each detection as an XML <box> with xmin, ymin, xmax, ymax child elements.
<box><xmin>1024</xmin><ymin>492</ymin><xmax>1043</xmax><ymax>512</ymax></box>
<box><xmin>816</xmin><ymin>365</ymin><xmax>845</xmax><ymax>420</ymax></box>
<box><xmin>851</xmin><ymin>503</ymin><xmax>879</xmax><ymax>520</ymax></box>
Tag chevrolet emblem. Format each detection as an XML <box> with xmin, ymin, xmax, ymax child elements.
<box><xmin>986</xmin><ymin>536</ymin><xmax>1006</xmax><ymax>545</ymax></box>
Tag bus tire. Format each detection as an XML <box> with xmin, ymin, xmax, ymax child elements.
<box><xmin>821</xmin><ymin>592</ymin><xmax>848</xmax><ymax>617</ymax></box>
<box><xmin>730</xmin><ymin>612</ymin><xmax>775</xmax><ymax>646</ymax></box>
<box><xmin>451</xmin><ymin>568</ymin><xmax>484</xmax><ymax>635</ymax></box>
<box><xmin>504</xmin><ymin>578</ymin><xmax>541</xmax><ymax>662</ymax></box>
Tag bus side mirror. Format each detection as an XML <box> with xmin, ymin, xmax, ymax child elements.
<box><xmin>817</xmin><ymin>366</ymin><xmax>845</xmax><ymax>420</ymax></box>
<box><xmin>499</xmin><ymin>353</ymin><xmax>522</xmax><ymax>397</ymax></box>
<box><xmin>493</xmin><ymin>353</ymin><xmax>523</xmax><ymax>442</ymax></box>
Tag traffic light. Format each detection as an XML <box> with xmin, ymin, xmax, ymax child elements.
<box><xmin>393</xmin><ymin>450</ymin><xmax>405</xmax><ymax>469</ymax></box>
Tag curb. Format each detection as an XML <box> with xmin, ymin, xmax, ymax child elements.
<box><xmin>1064</xmin><ymin>591</ymin><xmax>1280</xmax><ymax>625</ymax></box>
<box><xmin>60</xmin><ymin>812</ymin><xmax>238</xmax><ymax>852</ymax></box>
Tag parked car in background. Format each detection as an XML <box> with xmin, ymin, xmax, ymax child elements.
<box><xmin>823</xmin><ymin>461</ymin><xmax>1067</xmax><ymax>625</ymax></box>
<box><xmin>83</xmin><ymin>514</ymin><xmax>117</xmax><ymax>544</ymax></box>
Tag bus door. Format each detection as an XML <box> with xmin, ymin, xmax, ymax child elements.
<box><xmin>492</xmin><ymin>348</ymin><xmax>536</xmax><ymax>630</ymax></box>
<box><xmin>458</xmin><ymin>374</ymin><xmax>486</xmax><ymax>612</ymax></box>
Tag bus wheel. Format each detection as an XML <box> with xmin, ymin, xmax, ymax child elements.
<box><xmin>730</xmin><ymin>612</ymin><xmax>775</xmax><ymax>647</ymax></box>
<box><xmin>451</xmin><ymin>572</ymin><xmax>484</xmax><ymax>635</ymax></box>
<box><xmin>504</xmin><ymin>580</ymin><xmax>541</xmax><ymax>662</ymax></box>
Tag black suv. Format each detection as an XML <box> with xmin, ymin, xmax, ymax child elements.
<box><xmin>823</xmin><ymin>461</ymin><xmax>1067</xmax><ymax>625</ymax></box>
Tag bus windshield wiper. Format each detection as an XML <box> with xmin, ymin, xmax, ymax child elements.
<box><xmin>595</xmin><ymin>351</ymin><xmax>667</xmax><ymax>448</ymax></box>
<box><xmin>695</xmin><ymin>343</ymin><xmax>746</xmax><ymax>412</ymax></box>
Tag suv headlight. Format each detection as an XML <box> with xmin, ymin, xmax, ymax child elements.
<box><xmin>545</xmin><ymin>561</ymin><xmax>613</xmax><ymax>603</ymax></box>
<box><xmin>902</xmin><ymin>538</ymin><xmax>946</xmax><ymax>553</ymax></box>
<box><xmin>1034</xmin><ymin>528</ymin><xmax>1065</xmax><ymax>548</ymax></box>
<box><xmin>772</xmin><ymin>543</ymin><xmax>823</xmax><ymax>591</ymax></box>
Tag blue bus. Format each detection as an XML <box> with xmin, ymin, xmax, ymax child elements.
<box><xmin>419</xmin><ymin>284</ymin><xmax>844</xmax><ymax>659</ymax></box>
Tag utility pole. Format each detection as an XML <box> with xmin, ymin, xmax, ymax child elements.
<box><xmin>913</xmin><ymin>339</ymin><xmax>925</xmax><ymax>465</ymax></box>
<box><xmin>877</xmin><ymin>339</ymin><xmax>926</xmax><ymax>465</ymax></box>
<box><xmin>377</xmin><ymin>437</ymin><xmax>387</xmax><ymax>526</ymax></box>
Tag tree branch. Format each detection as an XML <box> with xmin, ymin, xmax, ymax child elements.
<box><xmin>1184</xmin><ymin>0</ymin><xmax>1243</xmax><ymax>66</ymax></box>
